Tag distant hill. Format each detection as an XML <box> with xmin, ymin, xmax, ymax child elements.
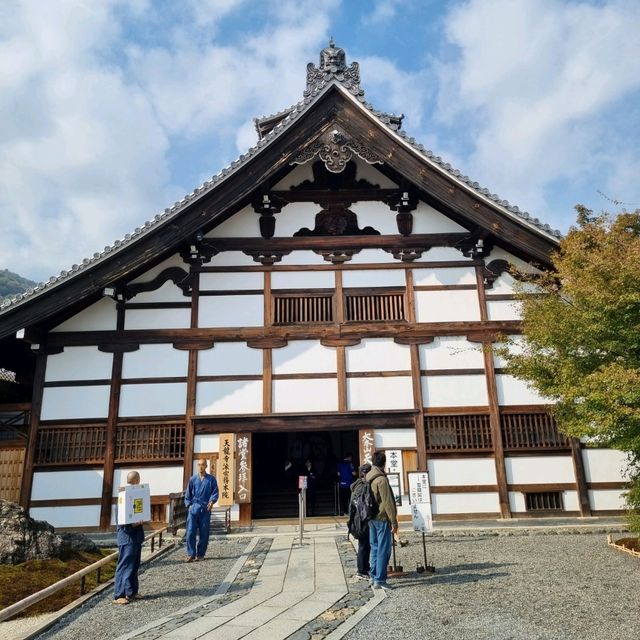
<box><xmin>0</xmin><ymin>269</ymin><xmax>37</xmax><ymax>301</ymax></box>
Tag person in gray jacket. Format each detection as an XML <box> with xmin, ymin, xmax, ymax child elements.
<box><xmin>365</xmin><ymin>451</ymin><xmax>398</xmax><ymax>590</ymax></box>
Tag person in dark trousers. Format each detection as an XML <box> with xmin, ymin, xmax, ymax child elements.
<box><xmin>113</xmin><ymin>470</ymin><xmax>145</xmax><ymax>605</ymax></box>
<box><xmin>184</xmin><ymin>458</ymin><xmax>219</xmax><ymax>562</ymax></box>
<box><xmin>348</xmin><ymin>463</ymin><xmax>372</xmax><ymax>579</ymax></box>
<box><xmin>337</xmin><ymin>452</ymin><xmax>356</xmax><ymax>515</ymax></box>
<box><xmin>303</xmin><ymin>458</ymin><xmax>318</xmax><ymax>516</ymax></box>
<box><xmin>366</xmin><ymin>451</ymin><xmax>398</xmax><ymax>591</ymax></box>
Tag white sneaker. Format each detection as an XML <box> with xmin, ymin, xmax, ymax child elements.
<box><xmin>372</xmin><ymin>582</ymin><xmax>394</xmax><ymax>591</ymax></box>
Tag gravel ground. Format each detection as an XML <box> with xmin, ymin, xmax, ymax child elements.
<box><xmin>37</xmin><ymin>536</ymin><xmax>251</xmax><ymax>640</ymax></box>
<box><xmin>343</xmin><ymin>532</ymin><xmax>639</xmax><ymax>640</ymax></box>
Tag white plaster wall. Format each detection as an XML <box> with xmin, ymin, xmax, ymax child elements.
<box><xmin>489</xmin><ymin>272</ymin><xmax>541</xmax><ymax>295</ymax></box>
<box><xmin>412</xmin><ymin>202</ymin><xmax>468</xmax><ymax>234</ymax></box>
<box><xmin>421</xmin><ymin>375</ymin><xmax>487</xmax><ymax>407</ymax></box>
<box><xmin>198</xmin><ymin>295</ymin><xmax>263</xmax><ymax>327</ymax></box>
<box><xmin>129</xmin><ymin>254</ymin><xmax>188</xmax><ymax>284</ymax></box>
<box><xmin>271</xmin><ymin>270</ymin><xmax>335</xmax><ymax>289</ymax></box>
<box><xmin>207</xmin><ymin>252</ymin><xmax>257</xmax><ymax>267</ymax></box>
<box><xmin>200</xmin><ymin>272</ymin><xmax>264</xmax><ymax>291</ymax></box>
<box><xmin>589</xmin><ymin>489</ymin><xmax>625</xmax><ymax>510</ymax></box>
<box><xmin>508</xmin><ymin>491</ymin><xmax>526</xmax><ymax>512</ymax></box>
<box><xmin>415</xmin><ymin>290</ymin><xmax>481</xmax><ymax>322</ymax></box>
<box><xmin>505</xmin><ymin>456</ymin><xmax>575</xmax><ymax>484</ymax></box>
<box><xmin>373</xmin><ymin>429</ymin><xmax>417</xmax><ymax>449</ymax></box>
<box><xmin>119</xmin><ymin>383</ymin><xmax>187</xmax><ymax>417</ymax></box>
<box><xmin>122</xmin><ymin>345</ymin><xmax>188</xmax><ymax>379</ymax></box>
<box><xmin>206</xmin><ymin>206</ymin><xmax>260</xmax><ymax>237</ymax></box>
<box><xmin>413</xmin><ymin>266</ymin><xmax>477</xmax><ymax>286</ymax></box>
<box><xmin>422</xmin><ymin>246</ymin><xmax>471</xmax><ymax>261</ymax></box>
<box><xmin>342</xmin><ymin>268</ymin><xmax>406</xmax><ymax>288</ymax></box>
<box><xmin>347</xmin><ymin>377</ymin><xmax>414</xmax><ymax>410</ymax></box>
<box><xmin>487</xmin><ymin>300</ymin><xmax>522</xmax><ymax>321</ymax></box>
<box><xmin>420</xmin><ymin>336</ymin><xmax>484</xmax><ymax>370</ymax></box>
<box><xmin>51</xmin><ymin>298</ymin><xmax>117</xmax><ymax>332</ymax></box>
<box><xmin>32</xmin><ymin>470</ymin><xmax>104</xmax><ymax>500</ymax></box>
<box><xmin>348</xmin><ymin>249</ymin><xmax>398</xmax><ymax>264</ymax></box>
<box><xmin>353</xmin><ymin>158</ymin><xmax>397</xmax><ymax>188</ymax></box>
<box><xmin>125</xmin><ymin>308</ymin><xmax>191</xmax><ymax>330</ymax></box>
<box><xmin>194</xmin><ymin>434</ymin><xmax>220</xmax><ymax>453</ymax></box>
<box><xmin>112</xmin><ymin>467</ymin><xmax>183</xmax><ymax>496</ymax></box>
<box><xmin>350</xmin><ymin>201</ymin><xmax>398</xmax><ymax>235</ymax></box>
<box><xmin>196</xmin><ymin>380</ymin><xmax>262</xmax><ymax>415</ymax></box>
<box><xmin>431</xmin><ymin>492</ymin><xmax>500</xmax><ymax>514</ymax></box>
<box><xmin>581</xmin><ymin>448</ymin><xmax>627</xmax><ymax>482</ymax></box>
<box><xmin>198</xmin><ymin>342</ymin><xmax>262</xmax><ymax>376</ymax></box>
<box><xmin>493</xmin><ymin>335</ymin><xmax>525</xmax><ymax>368</ymax></box>
<box><xmin>427</xmin><ymin>458</ymin><xmax>496</xmax><ymax>486</ymax></box>
<box><xmin>278</xmin><ymin>250</ymin><xmax>325</xmax><ymax>266</ymax></box>
<box><xmin>45</xmin><ymin>347</ymin><xmax>113</xmax><ymax>382</ymax></box>
<box><xmin>273</xmin><ymin>341</ymin><xmax>336</xmax><ymax>374</ymax></box>
<box><xmin>273</xmin><ymin>162</ymin><xmax>315</xmax><ymax>189</ymax></box>
<box><xmin>496</xmin><ymin>374</ymin><xmax>548</xmax><ymax>405</ymax></box>
<box><xmin>562</xmin><ymin>490</ymin><xmax>580</xmax><ymax>511</ymax></box>
<box><xmin>273</xmin><ymin>378</ymin><xmax>338</xmax><ymax>412</ymax></box>
<box><xmin>346</xmin><ymin>338</ymin><xmax>411</xmax><ymax>372</ymax></box>
<box><xmin>485</xmin><ymin>247</ymin><xmax>542</xmax><ymax>275</ymax></box>
<box><xmin>30</xmin><ymin>506</ymin><xmax>100</xmax><ymax>528</ymax></box>
<box><xmin>129</xmin><ymin>281</ymin><xmax>188</xmax><ymax>304</ymax></box>
<box><xmin>41</xmin><ymin>385</ymin><xmax>110</xmax><ymax>420</ymax></box>
<box><xmin>276</xmin><ymin>202</ymin><xmax>328</xmax><ymax>237</ymax></box>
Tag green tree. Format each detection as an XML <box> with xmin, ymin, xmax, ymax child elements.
<box><xmin>501</xmin><ymin>207</ymin><xmax>640</xmax><ymax>529</ymax></box>
<box><xmin>0</xmin><ymin>269</ymin><xmax>37</xmax><ymax>300</ymax></box>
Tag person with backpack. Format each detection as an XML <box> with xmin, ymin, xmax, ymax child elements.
<box><xmin>366</xmin><ymin>451</ymin><xmax>398</xmax><ymax>591</ymax></box>
<box><xmin>347</xmin><ymin>463</ymin><xmax>373</xmax><ymax>579</ymax></box>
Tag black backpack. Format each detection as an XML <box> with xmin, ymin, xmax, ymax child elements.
<box><xmin>348</xmin><ymin>480</ymin><xmax>378</xmax><ymax>540</ymax></box>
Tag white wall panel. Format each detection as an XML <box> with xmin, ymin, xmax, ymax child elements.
<box><xmin>352</xmin><ymin>158</ymin><xmax>397</xmax><ymax>188</ymax></box>
<box><xmin>493</xmin><ymin>335</ymin><xmax>525</xmax><ymax>368</ymax></box>
<box><xmin>487</xmin><ymin>300</ymin><xmax>522</xmax><ymax>321</ymax></box>
<box><xmin>41</xmin><ymin>386</ymin><xmax>110</xmax><ymax>420</ymax></box>
<box><xmin>119</xmin><ymin>383</ymin><xmax>187</xmax><ymax>417</ymax></box>
<box><xmin>413</xmin><ymin>267</ymin><xmax>476</xmax><ymax>286</ymax></box>
<box><xmin>273</xmin><ymin>163</ymin><xmax>315</xmax><ymax>189</ymax></box>
<box><xmin>581</xmin><ymin>449</ymin><xmax>626</xmax><ymax>482</ymax></box>
<box><xmin>373</xmin><ymin>429</ymin><xmax>417</xmax><ymax>449</ymax></box>
<box><xmin>271</xmin><ymin>270</ymin><xmax>335</xmax><ymax>289</ymax></box>
<box><xmin>488</xmin><ymin>272</ymin><xmax>539</xmax><ymax>295</ymax></box>
<box><xmin>207</xmin><ymin>252</ymin><xmax>257</xmax><ymax>267</ymax></box>
<box><xmin>422</xmin><ymin>375</ymin><xmax>487</xmax><ymax>407</ymax></box>
<box><xmin>427</xmin><ymin>458</ymin><xmax>496</xmax><ymax>486</ymax></box>
<box><xmin>125</xmin><ymin>308</ymin><xmax>191</xmax><ymax>330</ymax></box>
<box><xmin>32</xmin><ymin>470</ymin><xmax>104</xmax><ymax>500</ymax></box>
<box><xmin>112</xmin><ymin>467</ymin><xmax>183</xmax><ymax>496</ymax></box>
<box><xmin>342</xmin><ymin>268</ymin><xmax>406</xmax><ymax>288</ymax></box>
<box><xmin>273</xmin><ymin>379</ymin><xmax>338</xmax><ymax>412</ymax></box>
<box><xmin>197</xmin><ymin>380</ymin><xmax>262</xmax><ymax>415</ymax></box>
<box><xmin>206</xmin><ymin>206</ymin><xmax>259</xmax><ymax>237</ymax></box>
<box><xmin>431</xmin><ymin>492</ymin><xmax>500</xmax><ymax>514</ymax></box>
<box><xmin>588</xmin><ymin>489</ymin><xmax>625</xmax><ymax>510</ymax></box>
<box><xmin>194</xmin><ymin>434</ymin><xmax>220</xmax><ymax>453</ymax></box>
<box><xmin>273</xmin><ymin>341</ymin><xmax>336</xmax><ymax>374</ymax></box>
<box><xmin>562</xmin><ymin>490</ymin><xmax>580</xmax><ymax>511</ymax></box>
<box><xmin>415</xmin><ymin>290</ymin><xmax>481</xmax><ymax>322</ymax></box>
<box><xmin>508</xmin><ymin>491</ymin><xmax>526</xmax><ymax>512</ymax></box>
<box><xmin>420</xmin><ymin>336</ymin><xmax>484</xmax><ymax>370</ymax></box>
<box><xmin>496</xmin><ymin>374</ymin><xmax>548</xmax><ymax>405</ymax></box>
<box><xmin>422</xmin><ymin>246</ymin><xmax>471</xmax><ymax>261</ymax></box>
<box><xmin>278</xmin><ymin>250</ymin><xmax>324</xmax><ymax>266</ymax></box>
<box><xmin>30</xmin><ymin>506</ymin><xmax>100</xmax><ymax>528</ymax></box>
<box><xmin>198</xmin><ymin>295</ymin><xmax>263</xmax><ymax>327</ymax></box>
<box><xmin>347</xmin><ymin>377</ymin><xmax>414</xmax><ymax>410</ymax></box>
<box><xmin>486</xmin><ymin>247</ymin><xmax>541</xmax><ymax>275</ymax></box>
<box><xmin>350</xmin><ymin>201</ymin><xmax>398</xmax><ymax>235</ymax></box>
<box><xmin>45</xmin><ymin>347</ymin><xmax>113</xmax><ymax>382</ymax></box>
<box><xmin>505</xmin><ymin>456</ymin><xmax>575</xmax><ymax>484</ymax></box>
<box><xmin>346</xmin><ymin>339</ymin><xmax>411</xmax><ymax>372</ymax></box>
<box><xmin>122</xmin><ymin>345</ymin><xmax>188</xmax><ymax>379</ymax></box>
<box><xmin>276</xmin><ymin>202</ymin><xmax>323</xmax><ymax>237</ymax></box>
<box><xmin>348</xmin><ymin>249</ymin><xmax>398</xmax><ymax>264</ymax></box>
<box><xmin>51</xmin><ymin>298</ymin><xmax>117</xmax><ymax>332</ymax></box>
<box><xmin>198</xmin><ymin>342</ymin><xmax>262</xmax><ymax>376</ymax></box>
<box><xmin>200</xmin><ymin>272</ymin><xmax>264</xmax><ymax>291</ymax></box>
<box><xmin>129</xmin><ymin>281</ymin><xmax>188</xmax><ymax>304</ymax></box>
<box><xmin>129</xmin><ymin>254</ymin><xmax>188</xmax><ymax>284</ymax></box>
<box><xmin>411</xmin><ymin>202</ymin><xmax>467</xmax><ymax>233</ymax></box>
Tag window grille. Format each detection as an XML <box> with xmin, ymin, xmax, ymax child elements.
<box><xmin>345</xmin><ymin>292</ymin><xmax>405</xmax><ymax>322</ymax></box>
<box><xmin>35</xmin><ymin>425</ymin><xmax>106</xmax><ymax>465</ymax></box>
<box><xmin>426</xmin><ymin>414</ymin><xmax>493</xmax><ymax>451</ymax></box>
<box><xmin>273</xmin><ymin>294</ymin><xmax>333</xmax><ymax>325</ymax></box>
<box><xmin>115</xmin><ymin>422</ymin><xmax>185</xmax><ymax>462</ymax></box>
<box><xmin>501</xmin><ymin>413</ymin><xmax>570</xmax><ymax>449</ymax></box>
<box><xmin>525</xmin><ymin>491</ymin><xmax>564</xmax><ymax>511</ymax></box>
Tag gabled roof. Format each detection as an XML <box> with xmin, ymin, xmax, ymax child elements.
<box><xmin>0</xmin><ymin>41</ymin><xmax>561</xmax><ymax>342</ymax></box>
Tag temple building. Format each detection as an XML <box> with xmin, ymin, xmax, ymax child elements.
<box><xmin>0</xmin><ymin>42</ymin><xmax>626</xmax><ymax>530</ymax></box>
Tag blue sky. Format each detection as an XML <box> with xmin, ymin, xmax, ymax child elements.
<box><xmin>1</xmin><ymin>0</ymin><xmax>639</xmax><ymax>281</ymax></box>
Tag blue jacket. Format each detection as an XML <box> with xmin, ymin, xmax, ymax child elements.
<box><xmin>185</xmin><ymin>472</ymin><xmax>219</xmax><ymax>514</ymax></box>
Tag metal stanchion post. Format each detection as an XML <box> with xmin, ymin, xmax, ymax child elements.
<box><xmin>298</xmin><ymin>488</ymin><xmax>306</xmax><ymax>545</ymax></box>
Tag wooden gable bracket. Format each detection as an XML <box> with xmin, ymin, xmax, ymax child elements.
<box><xmin>179</xmin><ymin>233</ymin><xmax>220</xmax><ymax>266</ymax></box>
<box><xmin>250</xmin><ymin>191</ymin><xmax>288</xmax><ymax>239</ymax></box>
<box><xmin>242</xmin><ymin>250</ymin><xmax>292</xmax><ymax>265</ymax></box>
<box><xmin>483</xmin><ymin>259</ymin><xmax>510</xmax><ymax>289</ymax></box>
<box><xmin>382</xmin><ymin>185</ymin><xmax>419</xmax><ymax>236</ymax></box>
<box><xmin>123</xmin><ymin>267</ymin><xmax>192</xmax><ymax>300</ymax></box>
<box><xmin>454</xmin><ymin>231</ymin><xmax>494</xmax><ymax>260</ymax></box>
<box><xmin>312</xmin><ymin>248</ymin><xmax>361</xmax><ymax>264</ymax></box>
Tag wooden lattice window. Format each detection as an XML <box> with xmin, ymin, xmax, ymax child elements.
<box><xmin>345</xmin><ymin>291</ymin><xmax>405</xmax><ymax>322</ymax></box>
<box><xmin>273</xmin><ymin>294</ymin><xmax>333</xmax><ymax>325</ymax></box>
<box><xmin>425</xmin><ymin>414</ymin><xmax>493</xmax><ymax>451</ymax></box>
<box><xmin>501</xmin><ymin>412</ymin><xmax>570</xmax><ymax>450</ymax></box>
<box><xmin>115</xmin><ymin>422</ymin><xmax>185</xmax><ymax>462</ymax></box>
<box><xmin>35</xmin><ymin>425</ymin><xmax>106</xmax><ymax>465</ymax></box>
<box><xmin>525</xmin><ymin>491</ymin><xmax>564</xmax><ymax>511</ymax></box>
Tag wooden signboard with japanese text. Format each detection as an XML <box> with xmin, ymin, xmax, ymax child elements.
<box><xmin>235</xmin><ymin>432</ymin><xmax>251</xmax><ymax>504</ymax></box>
<box><xmin>217</xmin><ymin>433</ymin><xmax>235</xmax><ymax>506</ymax></box>
<box><xmin>359</xmin><ymin>429</ymin><xmax>375</xmax><ymax>466</ymax></box>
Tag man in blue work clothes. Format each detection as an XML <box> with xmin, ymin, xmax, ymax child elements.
<box><xmin>184</xmin><ymin>458</ymin><xmax>219</xmax><ymax>562</ymax></box>
<box><xmin>113</xmin><ymin>470</ymin><xmax>145</xmax><ymax>605</ymax></box>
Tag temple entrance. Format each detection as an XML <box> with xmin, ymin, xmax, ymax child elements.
<box><xmin>252</xmin><ymin>430</ymin><xmax>359</xmax><ymax>519</ymax></box>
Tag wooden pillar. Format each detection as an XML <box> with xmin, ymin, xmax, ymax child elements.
<box><xmin>263</xmin><ymin>270</ymin><xmax>273</xmax><ymax>414</ymax></box>
<box><xmin>19</xmin><ymin>350</ymin><xmax>47</xmax><ymax>510</ymax></box>
<box><xmin>99</xmin><ymin>302</ymin><xmax>125</xmax><ymax>530</ymax></box>
<box><xmin>335</xmin><ymin>270</ymin><xmax>347</xmax><ymax>412</ymax></box>
<box><xmin>570</xmin><ymin>438</ymin><xmax>592</xmax><ymax>516</ymax></box>
<box><xmin>183</xmin><ymin>269</ymin><xmax>200</xmax><ymax>486</ymax></box>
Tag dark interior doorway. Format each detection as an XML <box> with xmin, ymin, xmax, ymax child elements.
<box><xmin>252</xmin><ymin>429</ymin><xmax>359</xmax><ymax>519</ymax></box>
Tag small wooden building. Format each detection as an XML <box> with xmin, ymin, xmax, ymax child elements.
<box><xmin>0</xmin><ymin>42</ymin><xmax>626</xmax><ymax>530</ymax></box>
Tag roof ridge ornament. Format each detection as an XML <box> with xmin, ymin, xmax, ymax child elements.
<box><xmin>305</xmin><ymin>39</ymin><xmax>363</xmax><ymax>98</ymax></box>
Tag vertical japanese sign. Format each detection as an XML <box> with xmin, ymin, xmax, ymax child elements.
<box><xmin>407</xmin><ymin>471</ymin><xmax>433</xmax><ymax>532</ymax></box>
<box><xmin>217</xmin><ymin>433</ymin><xmax>235</xmax><ymax>506</ymax></box>
<box><xmin>385</xmin><ymin>449</ymin><xmax>403</xmax><ymax>494</ymax></box>
<box><xmin>359</xmin><ymin>429</ymin><xmax>375</xmax><ymax>465</ymax></box>
<box><xmin>235</xmin><ymin>432</ymin><xmax>252</xmax><ymax>504</ymax></box>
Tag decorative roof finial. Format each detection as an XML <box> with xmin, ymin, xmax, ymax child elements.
<box><xmin>306</xmin><ymin>40</ymin><xmax>361</xmax><ymax>97</ymax></box>
<box><xmin>319</xmin><ymin>38</ymin><xmax>346</xmax><ymax>74</ymax></box>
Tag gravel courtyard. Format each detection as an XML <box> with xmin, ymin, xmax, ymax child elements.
<box><xmin>344</xmin><ymin>532</ymin><xmax>639</xmax><ymax>640</ymax></box>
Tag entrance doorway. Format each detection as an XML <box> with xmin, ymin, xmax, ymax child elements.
<box><xmin>252</xmin><ymin>430</ymin><xmax>359</xmax><ymax>519</ymax></box>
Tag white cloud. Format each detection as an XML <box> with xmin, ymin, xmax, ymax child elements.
<box><xmin>363</xmin><ymin>0</ymin><xmax>405</xmax><ymax>25</ymax></box>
